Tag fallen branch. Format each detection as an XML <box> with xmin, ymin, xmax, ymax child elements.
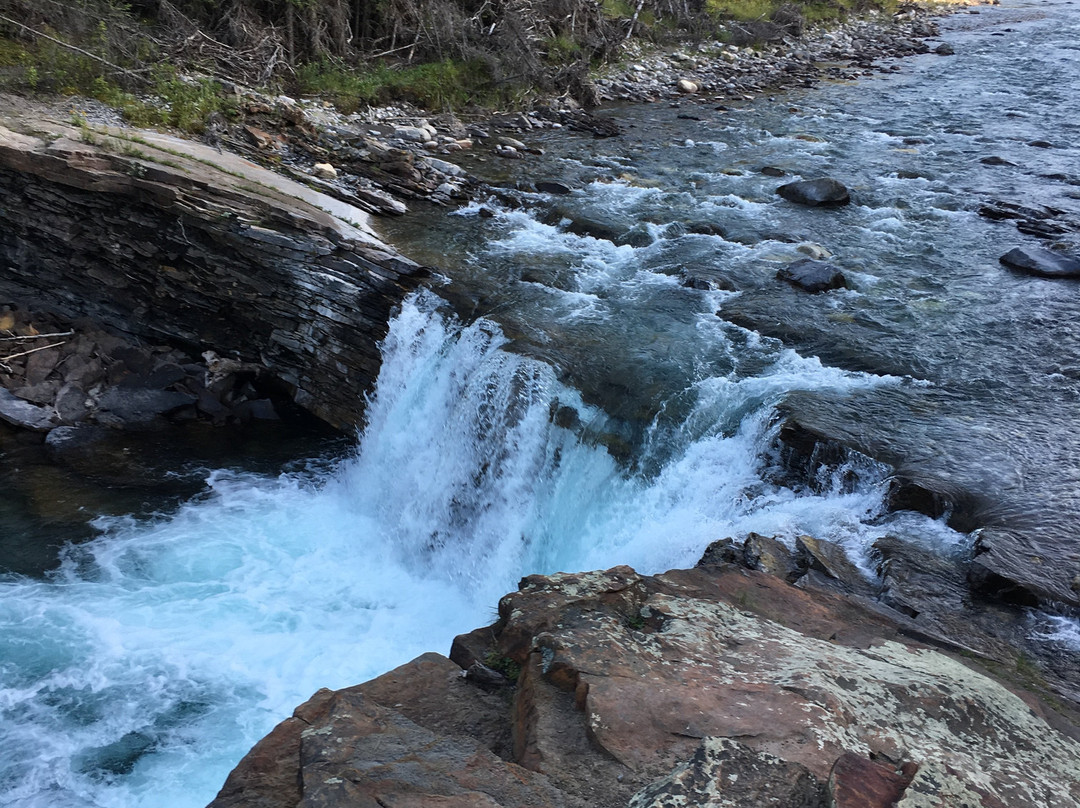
<box><xmin>0</xmin><ymin>330</ymin><xmax>75</xmax><ymax>342</ymax></box>
<box><xmin>0</xmin><ymin>13</ymin><xmax>151</xmax><ymax>84</ymax></box>
<box><xmin>0</xmin><ymin>340</ymin><xmax>68</xmax><ymax>363</ymax></box>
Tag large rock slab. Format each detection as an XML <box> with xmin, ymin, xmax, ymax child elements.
<box><xmin>209</xmin><ymin>655</ymin><xmax>579</xmax><ymax>808</ymax></box>
<box><xmin>0</xmin><ymin>118</ymin><xmax>430</xmax><ymax>429</ymax></box>
<box><xmin>212</xmin><ymin>565</ymin><xmax>1080</xmax><ymax>808</ymax></box>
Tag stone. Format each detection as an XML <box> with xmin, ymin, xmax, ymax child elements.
<box><xmin>0</xmin><ymin>387</ymin><xmax>55</xmax><ymax>431</ymax></box>
<box><xmin>96</xmin><ymin>387</ymin><xmax>196</xmax><ymax>424</ymax></box>
<box><xmin>630</xmin><ymin>737</ymin><xmax>825</xmax><ymax>808</ymax></box>
<box><xmin>934</xmin><ymin>42</ymin><xmax>955</xmax><ymax>55</ymax></box>
<box><xmin>999</xmin><ymin>246</ymin><xmax>1080</xmax><ymax>278</ymax></box>
<box><xmin>828</xmin><ymin>753</ymin><xmax>915</xmax><ymax>808</ymax></box>
<box><xmin>54</xmin><ymin>383</ymin><xmax>89</xmax><ymax>424</ymax></box>
<box><xmin>312</xmin><ymin>162</ymin><xmax>337</xmax><ymax>179</ymax></box>
<box><xmin>534</xmin><ymin>180</ymin><xmax>573</xmax><ymax>195</ymax></box>
<box><xmin>676</xmin><ymin>79</ymin><xmax>700</xmax><ymax>94</ymax></box>
<box><xmin>777</xmin><ymin>258</ymin><xmax>848</xmax><ymax>293</ymax></box>
<box><xmin>209</xmin><ymin>673</ymin><xmax>578</xmax><ymax>808</ymax></box>
<box><xmin>496</xmin><ymin>136</ymin><xmax>528</xmax><ymax>151</ymax></box>
<box><xmin>24</xmin><ymin>345</ymin><xmax>62</xmax><ymax>385</ymax></box>
<box><xmin>760</xmin><ymin>165</ymin><xmax>787</xmax><ymax>177</ymax></box>
<box><xmin>794</xmin><ymin>535</ymin><xmax>871</xmax><ymax>595</ymax></box>
<box><xmin>777</xmin><ymin>178</ymin><xmax>851</xmax><ymax>206</ymax></box>
<box><xmin>981</xmin><ymin>156</ymin><xmax>1017</xmax><ymax>167</ymax></box>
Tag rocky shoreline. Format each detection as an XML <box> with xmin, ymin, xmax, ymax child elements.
<box><xmin>208</xmin><ymin>542</ymin><xmax>1080</xmax><ymax>808</ymax></box>
<box><xmin>0</xmin><ymin>1</ymin><xmax>983</xmax><ymax>442</ymax></box>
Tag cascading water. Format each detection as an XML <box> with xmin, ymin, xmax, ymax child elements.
<box><xmin>0</xmin><ymin>286</ymin><xmax>944</xmax><ymax>808</ymax></box>
<box><xmin>5</xmin><ymin>0</ymin><xmax>1080</xmax><ymax>804</ymax></box>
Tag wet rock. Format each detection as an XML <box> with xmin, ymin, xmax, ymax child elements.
<box><xmin>760</xmin><ymin>165</ymin><xmax>787</xmax><ymax>177</ymax></box>
<box><xmin>999</xmin><ymin>246</ymin><xmax>1080</xmax><ymax>278</ymax></box>
<box><xmin>794</xmin><ymin>535</ymin><xmax>873</xmax><ymax>596</ymax></box>
<box><xmin>934</xmin><ymin>42</ymin><xmax>955</xmax><ymax>55</ymax></box>
<box><xmin>1028</xmin><ymin>140</ymin><xmax>1054</xmax><ymax>149</ymax></box>
<box><xmin>981</xmin><ymin>155</ymin><xmax>1017</xmax><ymax>167</ymax></box>
<box><xmin>535</xmin><ymin>180</ymin><xmax>573</xmax><ymax>195</ymax></box>
<box><xmin>777</xmin><ymin>178</ymin><xmax>851</xmax><ymax>206</ymax></box>
<box><xmin>777</xmin><ymin>258</ymin><xmax>848</xmax><ymax>293</ymax></box>
<box><xmin>630</xmin><ymin>737</ymin><xmax>826</xmax><ymax>808</ymax></box>
<box><xmin>0</xmin><ymin>387</ymin><xmax>55</xmax><ymax>431</ymax></box>
<box><xmin>96</xmin><ymin>388</ymin><xmax>196</xmax><ymax>425</ymax></box>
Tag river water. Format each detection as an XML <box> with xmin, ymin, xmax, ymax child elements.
<box><xmin>3</xmin><ymin>1</ymin><xmax>1080</xmax><ymax>806</ymax></box>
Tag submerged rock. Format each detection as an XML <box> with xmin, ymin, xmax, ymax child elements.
<box><xmin>777</xmin><ymin>177</ymin><xmax>851</xmax><ymax>206</ymax></box>
<box><xmin>999</xmin><ymin>246</ymin><xmax>1080</xmax><ymax>278</ymax></box>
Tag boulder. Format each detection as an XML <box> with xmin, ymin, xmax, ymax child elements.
<box><xmin>777</xmin><ymin>258</ymin><xmax>848</xmax><ymax>293</ymax></box>
<box><xmin>676</xmin><ymin>79</ymin><xmax>700</xmax><ymax>94</ymax></box>
<box><xmin>999</xmin><ymin>246</ymin><xmax>1080</xmax><ymax>278</ymax></box>
<box><xmin>312</xmin><ymin>162</ymin><xmax>337</xmax><ymax>179</ymax></box>
<box><xmin>777</xmin><ymin>178</ymin><xmax>851</xmax><ymax>206</ymax></box>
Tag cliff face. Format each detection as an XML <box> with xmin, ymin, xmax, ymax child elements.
<box><xmin>208</xmin><ymin>562</ymin><xmax>1080</xmax><ymax>808</ymax></box>
<box><xmin>0</xmin><ymin>117</ymin><xmax>429</xmax><ymax>430</ymax></box>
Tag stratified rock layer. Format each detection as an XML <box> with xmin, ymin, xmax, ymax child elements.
<box><xmin>210</xmin><ymin>565</ymin><xmax>1080</xmax><ymax>808</ymax></box>
<box><xmin>0</xmin><ymin>121</ymin><xmax>429</xmax><ymax>429</ymax></box>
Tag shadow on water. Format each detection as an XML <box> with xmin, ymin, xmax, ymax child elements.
<box><xmin>0</xmin><ymin>419</ymin><xmax>349</xmax><ymax>577</ymax></box>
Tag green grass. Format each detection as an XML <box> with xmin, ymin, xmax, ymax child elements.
<box><xmin>483</xmin><ymin>651</ymin><xmax>522</xmax><ymax>683</ymax></box>
<box><xmin>295</xmin><ymin>58</ymin><xmax>505</xmax><ymax>113</ymax></box>
<box><xmin>0</xmin><ymin>32</ymin><xmax>236</xmax><ymax>134</ymax></box>
<box><xmin>705</xmin><ymin>0</ymin><xmax>898</xmax><ymax>24</ymax></box>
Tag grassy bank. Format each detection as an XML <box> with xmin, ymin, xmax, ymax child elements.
<box><xmin>0</xmin><ymin>0</ymin><xmax>919</xmax><ymax>129</ymax></box>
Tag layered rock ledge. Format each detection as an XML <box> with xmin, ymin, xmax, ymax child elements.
<box><xmin>209</xmin><ymin>562</ymin><xmax>1080</xmax><ymax>808</ymax></box>
<box><xmin>0</xmin><ymin>112</ymin><xmax>429</xmax><ymax>430</ymax></box>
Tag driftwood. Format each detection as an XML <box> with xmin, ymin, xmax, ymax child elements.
<box><xmin>0</xmin><ymin>340</ymin><xmax>67</xmax><ymax>364</ymax></box>
<box><xmin>0</xmin><ymin>330</ymin><xmax>75</xmax><ymax>342</ymax></box>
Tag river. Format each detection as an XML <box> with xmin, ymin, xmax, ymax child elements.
<box><xmin>2</xmin><ymin>0</ymin><xmax>1079</xmax><ymax>805</ymax></box>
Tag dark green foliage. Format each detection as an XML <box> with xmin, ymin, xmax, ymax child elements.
<box><xmin>483</xmin><ymin>651</ymin><xmax>522</xmax><ymax>683</ymax></box>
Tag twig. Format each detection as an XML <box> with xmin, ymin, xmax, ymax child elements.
<box><xmin>0</xmin><ymin>340</ymin><xmax>67</xmax><ymax>363</ymax></box>
<box><xmin>0</xmin><ymin>13</ymin><xmax>151</xmax><ymax>84</ymax></box>
<box><xmin>0</xmin><ymin>330</ymin><xmax>75</xmax><ymax>342</ymax></box>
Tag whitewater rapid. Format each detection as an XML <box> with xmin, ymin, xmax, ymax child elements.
<box><xmin>0</xmin><ymin>288</ymin><xmax>943</xmax><ymax>808</ymax></box>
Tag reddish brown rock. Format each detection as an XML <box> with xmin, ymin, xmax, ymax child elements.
<box><xmin>828</xmin><ymin>753</ymin><xmax>916</xmax><ymax>808</ymax></box>
<box><xmin>211</xmin><ymin>565</ymin><xmax>1080</xmax><ymax>808</ymax></box>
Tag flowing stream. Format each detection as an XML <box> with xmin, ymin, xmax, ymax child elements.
<box><xmin>3</xmin><ymin>1</ymin><xmax>1080</xmax><ymax>805</ymax></box>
